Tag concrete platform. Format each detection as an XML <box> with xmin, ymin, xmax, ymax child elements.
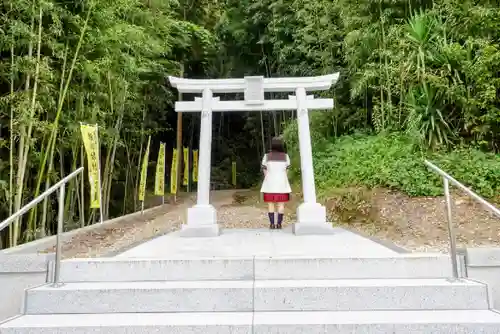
<box><xmin>117</xmin><ymin>227</ymin><xmax>399</xmax><ymax>258</ymax></box>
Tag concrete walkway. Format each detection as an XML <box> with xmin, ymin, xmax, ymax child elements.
<box><xmin>117</xmin><ymin>227</ymin><xmax>399</xmax><ymax>258</ymax></box>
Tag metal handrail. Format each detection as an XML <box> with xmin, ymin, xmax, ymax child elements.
<box><xmin>424</xmin><ymin>160</ymin><xmax>500</xmax><ymax>280</ymax></box>
<box><xmin>0</xmin><ymin>167</ymin><xmax>84</xmax><ymax>287</ymax></box>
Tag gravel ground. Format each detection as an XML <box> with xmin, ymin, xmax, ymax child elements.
<box><xmin>44</xmin><ymin>188</ymin><xmax>500</xmax><ymax>258</ymax></box>
<box><xmin>46</xmin><ymin>190</ymin><xmax>240</xmax><ymax>258</ymax></box>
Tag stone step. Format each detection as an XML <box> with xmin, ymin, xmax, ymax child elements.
<box><xmin>58</xmin><ymin>254</ymin><xmax>452</xmax><ymax>282</ymax></box>
<box><xmin>25</xmin><ymin>281</ymin><xmax>253</xmax><ymax>314</ymax></box>
<box><xmin>3</xmin><ymin>310</ymin><xmax>500</xmax><ymax>333</ymax></box>
<box><xmin>0</xmin><ymin>312</ymin><xmax>252</xmax><ymax>334</ymax></box>
<box><xmin>253</xmin><ymin>310</ymin><xmax>500</xmax><ymax>333</ymax></box>
<box><xmin>24</xmin><ymin>278</ymin><xmax>486</xmax><ymax>314</ymax></box>
<box><xmin>253</xmin><ymin>278</ymin><xmax>488</xmax><ymax>311</ymax></box>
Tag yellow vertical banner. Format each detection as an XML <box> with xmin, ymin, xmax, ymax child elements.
<box><xmin>154</xmin><ymin>143</ymin><xmax>166</xmax><ymax>196</ymax></box>
<box><xmin>183</xmin><ymin>147</ymin><xmax>189</xmax><ymax>186</ymax></box>
<box><xmin>232</xmin><ymin>161</ymin><xmax>237</xmax><ymax>186</ymax></box>
<box><xmin>80</xmin><ymin>123</ymin><xmax>101</xmax><ymax>209</ymax></box>
<box><xmin>170</xmin><ymin>148</ymin><xmax>178</xmax><ymax>194</ymax></box>
<box><xmin>192</xmin><ymin>149</ymin><xmax>198</xmax><ymax>182</ymax></box>
<box><xmin>138</xmin><ymin>136</ymin><xmax>151</xmax><ymax>202</ymax></box>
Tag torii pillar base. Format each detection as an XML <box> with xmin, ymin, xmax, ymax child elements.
<box><xmin>293</xmin><ymin>202</ymin><xmax>336</xmax><ymax>235</ymax></box>
<box><xmin>180</xmin><ymin>205</ymin><xmax>220</xmax><ymax>237</ymax></box>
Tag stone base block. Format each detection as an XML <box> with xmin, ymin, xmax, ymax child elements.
<box><xmin>181</xmin><ymin>204</ymin><xmax>220</xmax><ymax>237</ymax></box>
<box><xmin>294</xmin><ymin>202</ymin><xmax>334</xmax><ymax>235</ymax></box>
<box><xmin>187</xmin><ymin>204</ymin><xmax>217</xmax><ymax>225</ymax></box>
<box><xmin>296</xmin><ymin>202</ymin><xmax>327</xmax><ymax>224</ymax></box>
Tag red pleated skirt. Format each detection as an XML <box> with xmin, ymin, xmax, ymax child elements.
<box><xmin>263</xmin><ymin>193</ymin><xmax>290</xmax><ymax>203</ymax></box>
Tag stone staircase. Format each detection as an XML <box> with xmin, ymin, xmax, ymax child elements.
<box><xmin>2</xmin><ymin>253</ymin><xmax>500</xmax><ymax>333</ymax></box>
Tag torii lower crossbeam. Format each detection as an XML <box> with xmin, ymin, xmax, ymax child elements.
<box><xmin>175</xmin><ymin>97</ymin><xmax>333</xmax><ymax>112</ymax></box>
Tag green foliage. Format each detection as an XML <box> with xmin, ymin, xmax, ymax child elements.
<box><xmin>219</xmin><ymin>0</ymin><xmax>500</xmax><ymax>151</ymax></box>
<box><xmin>286</xmin><ymin>131</ymin><xmax>500</xmax><ymax>198</ymax></box>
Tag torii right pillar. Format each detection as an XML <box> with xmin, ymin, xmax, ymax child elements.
<box><xmin>293</xmin><ymin>86</ymin><xmax>335</xmax><ymax>235</ymax></box>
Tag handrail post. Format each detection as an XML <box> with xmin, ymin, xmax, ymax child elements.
<box><xmin>52</xmin><ymin>183</ymin><xmax>66</xmax><ymax>287</ymax></box>
<box><xmin>443</xmin><ymin>177</ymin><xmax>460</xmax><ymax>280</ymax></box>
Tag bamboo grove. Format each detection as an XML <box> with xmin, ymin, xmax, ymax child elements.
<box><xmin>0</xmin><ymin>0</ymin><xmax>216</xmax><ymax>248</ymax></box>
<box><xmin>2</xmin><ymin>0</ymin><xmax>500</xmax><ymax>248</ymax></box>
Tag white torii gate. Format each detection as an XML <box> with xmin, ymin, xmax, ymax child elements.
<box><xmin>169</xmin><ymin>73</ymin><xmax>340</xmax><ymax>237</ymax></box>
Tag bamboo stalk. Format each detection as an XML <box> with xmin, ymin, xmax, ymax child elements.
<box><xmin>64</xmin><ymin>145</ymin><xmax>79</xmax><ymax>220</ymax></box>
<box><xmin>25</xmin><ymin>5</ymin><xmax>44</xmax><ymax>238</ymax></box>
<box><xmin>80</xmin><ymin>144</ymin><xmax>85</xmax><ymax>227</ymax></box>
<box><xmin>22</xmin><ymin>4</ymin><xmax>44</xmax><ymax>176</ymax></box>
<box><xmin>134</xmin><ymin>109</ymin><xmax>146</xmax><ymax>211</ymax></box>
<box><xmin>75</xmin><ymin>171</ymin><xmax>83</xmax><ymax>228</ymax></box>
<box><xmin>12</xmin><ymin>4</ymin><xmax>42</xmax><ymax>245</ymax></box>
<box><xmin>260</xmin><ymin>111</ymin><xmax>265</xmax><ymax>154</ymax></box>
<box><xmin>123</xmin><ymin>138</ymin><xmax>133</xmax><ymax>216</ymax></box>
<box><xmin>101</xmin><ymin>72</ymin><xmax>115</xmax><ymax>219</ymax></box>
<box><xmin>106</xmin><ymin>103</ymin><xmax>124</xmax><ymax>218</ymax></box>
<box><xmin>378</xmin><ymin>0</ymin><xmax>388</xmax><ymax>131</ymax></box>
<box><xmin>78</xmin><ymin>81</ymin><xmax>85</xmax><ymax>227</ymax></box>
<box><xmin>105</xmin><ymin>109</ymin><xmax>124</xmax><ymax>219</ymax></box>
<box><xmin>175</xmin><ymin>64</ymin><xmax>184</xmax><ymax>201</ymax></box>
<box><xmin>122</xmin><ymin>163</ymin><xmax>130</xmax><ymax>216</ymax></box>
<box><xmin>87</xmin><ymin>209</ymin><xmax>95</xmax><ymax>226</ymax></box>
<box><xmin>8</xmin><ymin>0</ymin><xmax>15</xmax><ymax>246</ymax></box>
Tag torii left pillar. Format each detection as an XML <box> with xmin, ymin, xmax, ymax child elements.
<box><xmin>181</xmin><ymin>88</ymin><xmax>220</xmax><ymax>237</ymax></box>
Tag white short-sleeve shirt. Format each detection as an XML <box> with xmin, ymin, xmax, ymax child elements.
<box><xmin>260</xmin><ymin>152</ymin><xmax>292</xmax><ymax>194</ymax></box>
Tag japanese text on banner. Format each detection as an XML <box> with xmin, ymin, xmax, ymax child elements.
<box><xmin>80</xmin><ymin>124</ymin><xmax>101</xmax><ymax>209</ymax></box>
<box><xmin>138</xmin><ymin>136</ymin><xmax>151</xmax><ymax>202</ymax></box>
<box><xmin>192</xmin><ymin>149</ymin><xmax>198</xmax><ymax>182</ymax></box>
<box><xmin>170</xmin><ymin>148</ymin><xmax>178</xmax><ymax>194</ymax></box>
<box><xmin>154</xmin><ymin>143</ymin><xmax>166</xmax><ymax>196</ymax></box>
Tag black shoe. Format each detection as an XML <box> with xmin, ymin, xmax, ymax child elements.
<box><xmin>277</xmin><ymin>223</ymin><xmax>282</xmax><ymax>229</ymax></box>
<box><xmin>270</xmin><ymin>224</ymin><xmax>275</xmax><ymax>229</ymax></box>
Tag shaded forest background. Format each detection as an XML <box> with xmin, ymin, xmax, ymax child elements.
<box><xmin>1</xmin><ymin>0</ymin><xmax>500</xmax><ymax>247</ymax></box>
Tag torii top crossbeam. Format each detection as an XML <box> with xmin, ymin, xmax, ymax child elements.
<box><xmin>168</xmin><ymin>73</ymin><xmax>340</xmax><ymax>94</ymax></box>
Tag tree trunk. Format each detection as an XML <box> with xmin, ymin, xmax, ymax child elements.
<box><xmin>175</xmin><ymin>64</ymin><xmax>184</xmax><ymax>199</ymax></box>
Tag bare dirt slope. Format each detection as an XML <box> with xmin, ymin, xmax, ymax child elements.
<box><xmin>368</xmin><ymin>190</ymin><xmax>500</xmax><ymax>252</ymax></box>
<box><xmin>228</xmin><ymin>189</ymin><xmax>500</xmax><ymax>253</ymax></box>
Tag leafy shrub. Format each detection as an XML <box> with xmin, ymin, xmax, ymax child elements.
<box><xmin>321</xmin><ymin>187</ymin><xmax>377</xmax><ymax>224</ymax></box>
<box><xmin>285</xmin><ymin>130</ymin><xmax>500</xmax><ymax>198</ymax></box>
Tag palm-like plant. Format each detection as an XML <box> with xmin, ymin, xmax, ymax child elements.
<box><xmin>406</xmin><ymin>83</ymin><xmax>454</xmax><ymax>147</ymax></box>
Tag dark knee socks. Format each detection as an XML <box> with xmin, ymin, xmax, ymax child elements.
<box><xmin>269</xmin><ymin>212</ymin><xmax>284</xmax><ymax>229</ymax></box>
<box><xmin>277</xmin><ymin>213</ymin><xmax>284</xmax><ymax>228</ymax></box>
<box><xmin>268</xmin><ymin>212</ymin><xmax>275</xmax><ymax>228</ymax></box>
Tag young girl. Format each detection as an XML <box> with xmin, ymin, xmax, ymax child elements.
<box><xmin>260</xmin><ymin>137</ymin><xmax>292</xmax><ymax>229</ymax></box>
